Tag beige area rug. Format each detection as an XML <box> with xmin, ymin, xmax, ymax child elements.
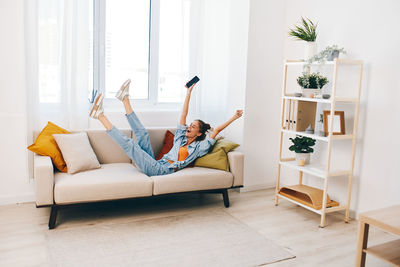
<box><xmin>45</xmin><ymin>210</ymin><xmax>295</xmax><ymax>267</ymax></box>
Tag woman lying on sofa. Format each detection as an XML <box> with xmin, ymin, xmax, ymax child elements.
<box><xmin>89</xmin><ymin>79</ymin><xmax>243</xmax><ymax>176</ymax></box>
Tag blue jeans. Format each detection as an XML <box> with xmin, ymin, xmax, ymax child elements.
<box><xmin>106</xmin><ymin>111</ymin><xmax>174</xmax><ymax>176</ymax></box>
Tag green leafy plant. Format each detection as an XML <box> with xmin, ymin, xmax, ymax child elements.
<box><xmin>305</xmin><ymin>45</ymin><xmax>346</xmax><ymax>68</ymax></box>
<box><xmin>288</xmin><ymin>17</ymin><xmax>317</xmax><ymax>42</ymax></box>
<box><xmin>289</xmin><ymin>136</ymin><xmax>316</xmax><ymax>153</ymax></box>
<box><xmin>297</xmin><ymin>72</ymin><xmax>328</xmax><ymax>89</ymax></box>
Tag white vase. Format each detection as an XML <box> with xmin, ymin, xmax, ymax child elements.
<box><xmin>301</xmin><ymin>88</ymin><xmax>320</xmax><ymax>98</ymax></box>
<box><xmin>296</xmin><ymin>153</ymin><xmax>310</xmax><ymax>165</ymax></box>
<box><xmin>304</xmin><ymin>41</ymin><xmax>317</xmax><ymax>60</ymax></box>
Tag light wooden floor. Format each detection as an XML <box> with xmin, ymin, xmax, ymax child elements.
<box><xmin>0</xmin><ymin>188</ymin><xmax>396</xmax><ymax>267</ymax></box>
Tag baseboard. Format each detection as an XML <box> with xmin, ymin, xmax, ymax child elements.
<box><xmin>0</xmin><ymin>193</ymin><xmax>36</xmax><ymax>206</ymax></box>
<box><xmin>240</xmin><ymin>182</ymin><xmax>275</xmax><ymax>193</ymax></box>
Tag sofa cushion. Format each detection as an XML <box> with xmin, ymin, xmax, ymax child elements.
<box><xmin>152</xmin><ymin>167</ymin><xmax>233</xmax><ymax>195</ymax></box>
<box><xmin>53</xmin><ymin>132</ymin><xmax>101</xmax><ymax>174</ymax></box>
<box><xmin>194</xmin><ymin>139</ymin><xmax>239</xmax><ymax>171</ymax></box>
<box><xmin>155</xmin><ymin>130</ymin><xmax>174</xmax><ymax>160</ymax></box>
<box><xmin>54</xmin><ymin>163</ymin><xmax>153</xmax><ymax>204</ymax></box>
<box><xmin>28</xmin><ymin>121</ymin><xmax>71</xmax><ymax>172</ymax></box>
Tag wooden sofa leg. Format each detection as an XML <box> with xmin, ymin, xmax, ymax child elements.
<box><xmin>222</xmin><ymin>189</ymin><xmax>230</xmax><ymax>208</ymax></box>
<box><xmin>49</xmin><ymin>205</ymin><xmax>58</xmax><ymax>230</ymax></box>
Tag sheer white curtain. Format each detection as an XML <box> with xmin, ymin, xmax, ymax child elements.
<box><xmin>26</xmin><ymin>0</ymin><xmax>93</xmax><ymax>132</ymax></box>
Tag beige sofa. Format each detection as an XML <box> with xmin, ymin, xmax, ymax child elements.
<box><xmin>33</xmin><ymin>127</ymin><xmax>244</xmax><ymax>229</ymax></box>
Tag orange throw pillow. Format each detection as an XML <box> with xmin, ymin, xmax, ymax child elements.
<box><xmin>27</xmin><ymin>121</ymin><xmax>71</xmax><ymax>172</ymax></box>
<box><xmin>156</xmin><ymin>130</ymin><xmax>174</xmax><ymax>160</ymax></box>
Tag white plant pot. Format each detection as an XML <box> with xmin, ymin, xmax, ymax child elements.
<box><xmin>304</xmin><ymin>41</ymin><xmax>317</xmax><ymax>60</ymax></box>
<box><xmin>301</xmin><ymin>88</ymin><xmax>320</xmax><ymax>98</ymax></box>
<box><xmin>296</xmin><ymin>153</ymin><xmax>310</xmax><ymax>165</ymax></box>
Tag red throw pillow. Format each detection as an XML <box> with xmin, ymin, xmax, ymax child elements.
<box><xmin>156</xmin><ymin>130</ymin><xmax>174</xmax><ymax>160</ymax></box>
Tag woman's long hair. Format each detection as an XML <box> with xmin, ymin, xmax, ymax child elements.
<box><xmin>195</xmin><ymin>119</ymin><xmax>211</xmax><ymax>141</ymax></box>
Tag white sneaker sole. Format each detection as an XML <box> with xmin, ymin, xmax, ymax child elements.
<box><xmin>115</xmin><ymin>79</ymin><xmax>131</xmax><ymax>101</ymax></box>
<box><xmin>89</xmin><ymin>93</ymin><xmax>104</xmax><ymax>118</ymax></box>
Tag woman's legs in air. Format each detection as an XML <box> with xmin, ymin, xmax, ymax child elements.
<box><xmin>99</xmin><ymin>114</ymin><xmax>172</xmax><ymax>176</ymax></box>
<box><xmin>120</xmin><ymin>91</ymin><xmax>155</xmax><ymax>159</ymax></box>
<box><xmin>98</xmin><ymin>113</ymin><xmax>113</xmax><ymax>130</ymax></box>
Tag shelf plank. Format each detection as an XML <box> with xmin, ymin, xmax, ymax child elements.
<box><xmin>277</xmin><ymin>193</ymin><xmax>342</xmax><ymax>215</ymax></box>
<box><xmin>277</xmin><ymin>193</ymin><xmax>322</xmax><ymax>215</ymax></box>
<box><xmin>331</xmin><ymin>134</ymin><xmax>354</xmax><ymax>140</ymax></box>
<box><xmin>279</xmin><ymin>160</ymin><xmax>351</xmax><ymax>178</ymax></box>
<box><xmin>283</xmin><ymin>96</ymin><xmax>331</xmax><ymax>104</ymax></box>
<box><xmin>283</xmin><ymin>95</ymin><xmax>359</xmax><ymax>104</ymax></box>
<box><xmin>285</xmin><ymin>61</ymin><xmax>335</xmax><ymax>66</ymax></box>
<box><xmin>324</xmin><ymin>205</ymin><xmax>347</xmax><ymax>214</ymax></box>
<box><xmin>363</xmin><ymin>239</ymin><xmax>400</xmax><ymax>266</ymax></box>
<box><xmin>281</xmin><ymin>129</ymin><xmax>328</xmax><ymax>141</ymax></box>
<box><xmin>279</xmin><ymin>160</ymin><xmax>326</xmax><ymax>178</ymax></box>
<box><xmin>284</xmin><ymin>58</ymin><xmax>362</xmax><ymax>66</ymax></box>
<box><xmin>334</xmin><ymin>97</ymin><xmax>359</xmax><ymax>103</ymax></box>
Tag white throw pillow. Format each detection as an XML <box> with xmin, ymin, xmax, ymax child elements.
<box><xmin>52</xmin><ymin>132</ymin><xmax>101</xmax><ymax>174</ymax></box>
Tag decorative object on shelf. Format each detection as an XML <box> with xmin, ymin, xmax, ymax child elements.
<box><xmin>305</xmin><ymin>125</ymin><xmax>314</xmax><ymax>134</ymax></box>
<box><xmin>317</xmin><ymin>114</ymin><xmax>325</xmax><ymax>136</ymax></box>
<box><xmin>322</xmin><ymin>94</ymin><xmax>331</xmax><ymax>99</ymax></box>
<box><xmin>323</xmin><ymin>110</ymin><xmax>345</xmax><ymax>136</ymax></box>
<box><xmin>326</xmin><ymin>45</ymin><xmax>346</xmax><ymax>61</ymax></box>
<box><xmin>304</xmin><ymin>45</ymin><xmax>347</xmax><ymax>69</ymax></box>
<box><xmin>279</xmin><ymin>185</ymin><xmax>339</xmax><ymax>210</ymax></box>
<box><xmin>294</xmin><ymin>92</ymin><xmax>302</xmax><ymax>97</ymax></box>
<box><xmin>288</xmin><ymin>17</ymin><xmax>318</xmax><ymax>60</ymax></box>
<box><xmin>297</xmin><ymin>72</ymin><xmax>329</xmax><ymax>98</ymax></box>
<box><xmin>314</xmin><ymin>94</ymin><xmax>322</xmax><ymax>99</ymax></box>
<box><xmin>289</xmin><ymin>136</ymin><xmax>316</xmax><ymax>165</ymax></box>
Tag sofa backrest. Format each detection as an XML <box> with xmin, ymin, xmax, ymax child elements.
<box><xmin>33</xmin><ymin>127</ymin><xmax>177</xmax><ymax>164</ymax></box>
<box><xmin>144</xmin><ymin>127</ymin><xmax>177</xmax><ymax>158</ymax></box>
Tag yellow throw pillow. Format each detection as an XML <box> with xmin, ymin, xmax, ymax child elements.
<box><xmin>194</xmin><ymin>139</ymin><xmax>239</xmax><ymax>171</ymax></box>
<box><xmin>27</xmin><ymin>121</ymin><xmax>70</xmax><ymax>172</ymax></box>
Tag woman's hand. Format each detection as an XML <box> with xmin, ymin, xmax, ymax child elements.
<box><xmin>186</xmin><ymin>83</ymin><xmax>196</xmax><ymax>94</ymax></box>
<box><xmin>210</xmin><ymin>109</ymin><xmax>244</xmax><ymax>139</ymax></box>
<box><xmin>233</xmin><ymin>109</ymin><xmax>243</xmax><ymax>120</ymax></box>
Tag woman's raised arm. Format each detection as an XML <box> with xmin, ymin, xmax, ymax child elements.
<box><xmin>179</xmin><ymin>84</ymin><xmax>195</xmax><ymax>125</ymax></box>
<box><xmin>209</xmin><ymin>110</ymin><xmax>243</xmax><ymax>139</ymax></box>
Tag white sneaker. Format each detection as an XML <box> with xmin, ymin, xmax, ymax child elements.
<box><xmin>89</xmin><ymin>93</ymin><xmax>104</xmax><ymax>119</ymax></box>
<box><xmin>115</xmin><ymin>79</ymin><xmax>131</xmax><ymax>101</ymax></box>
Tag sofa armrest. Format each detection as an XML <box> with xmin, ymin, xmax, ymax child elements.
<box><xmin>34</xmin><ymin>154</ymin><xmax>54</xmax><ymax>206</ymax></box>
<box><xmin>228</xmin><ymin>151</ymin><xmax>244</xmax><ymax>187</ymax></box>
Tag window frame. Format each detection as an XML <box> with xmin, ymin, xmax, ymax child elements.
<box><xmin>93</xmin><ymin>0</ymin><xmax>189</xmax><ymax>112</ymax></box>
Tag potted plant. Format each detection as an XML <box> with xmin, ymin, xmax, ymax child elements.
<box><xmin>297</xmin><ymin>72</ymin><xmax>329</xmax><ymax>97</ymax></box>
<box><xmin>289</xmin><ymin>136</ymin><xmax>316</xmax><ymax>165</ymax></box>
<box><xmin>305</xmin><ymin>45</ymin><xmax>347</xmax><ymax>68</ymax></box>
<box><xmin>288</xmin><ymin>17</ymin><xmax>318</xmax><ymax>59</ymax></box>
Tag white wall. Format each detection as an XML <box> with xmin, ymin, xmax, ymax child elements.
<box><xmin>242</xmin><ymin>0</ymin><xmax>286</xmax><ymax>190</ymax></box>
<box><xmin>244</xmin><ymin>0</ymin><xmax>400</xmax><ymax>213</ymax></box>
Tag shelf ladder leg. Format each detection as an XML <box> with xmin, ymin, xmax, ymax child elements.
<box><xmin>299</xmin><ymin>171</ymin><xmax>303</xmax><ymax>185</ymax></box>
<box><xmin>346</xmin><ymin>63</ymin><xmax>362</xmax><ymax>223</ymax></box>
<box><xmin>275</xmin><ymin>164</ymin><xmax>281</xmax><ymax>206</ymax></box>
<box><xmin>345</xmin><ymin>174</ymin><xmax>353</xmax><ymax>222</ymax></box>
<box><xmin>320</xmin><ymin>177</ymin><xmax>329</xmax><ymax>228</ymax></box>
<box><xmin>275</xmin><ymin>72</ymin><xmax>287</xmax><ymax>205</ymax></box>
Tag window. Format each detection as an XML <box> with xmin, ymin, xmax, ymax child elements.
<box><xmin>95</xmin><ymin>0</ymin><xmax>194</xmax><ymax>109</ymax></box>
<box><xmin>38</xmin><ymin>0</ymin><xmax>196</xmax><ymax>108</ymax></box>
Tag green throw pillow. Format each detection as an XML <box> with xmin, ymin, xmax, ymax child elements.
<box><xmin>194</xmin><ymin>139</ymin><xmax>239</xmax><ymax>171</ymax></box>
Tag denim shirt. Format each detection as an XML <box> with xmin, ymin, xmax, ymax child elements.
<box><xmin>161</xmin><ymin>124</ymin><xmax>216</xmax><ymax>170</ymax></box>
